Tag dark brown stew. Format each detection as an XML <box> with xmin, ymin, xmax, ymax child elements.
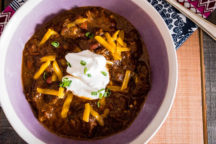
<box><xmin>22</xmin><ymin>7</ymin><xmax>151</xmax><ymax>139</ymax></box>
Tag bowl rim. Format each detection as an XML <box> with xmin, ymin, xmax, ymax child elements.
<box><xmin>0</xmin><ymin>0</ymin><xmax>178</xmax><ymax>143</ymax></box>
<box><xmin>130</xmin><ymin>0</ymin><xmax>178</xmax><ymax>143</ymax></box>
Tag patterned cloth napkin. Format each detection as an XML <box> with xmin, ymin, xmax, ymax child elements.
<box><xmin>0</xmin><ymin>0</ymin><xmax>215</xmax><ymax>49</ymax></box>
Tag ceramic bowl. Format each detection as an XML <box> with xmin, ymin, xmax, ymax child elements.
<box><xmin>0</xmin><ymin>0</ymin><xmax>178</xmax><ymax>143</ymax></box>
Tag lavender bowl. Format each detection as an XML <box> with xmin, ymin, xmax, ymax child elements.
<box><xmin>0</xmin><ymin>0</ymin><xmax>177</xmax><ymax>143</ymax></box>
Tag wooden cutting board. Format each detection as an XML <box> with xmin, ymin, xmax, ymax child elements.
<box><xmin>149</xmin><ymin>30</ymin><xmax>204</xmax><ymax>144</ymax></box>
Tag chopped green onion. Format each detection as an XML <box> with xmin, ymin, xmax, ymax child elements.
<box><xmin>67</xmin><ymin>62</ymin><xmax>71</xmax><ymax>67</ymax></box>
<box><xmin>91</xmin><ymin>91</ymin><xmax>97</xmax><ymax>96</ymax></box>
<box><xmin>107</xmin><ymin>88</ymin><xmax>111</xmax><ymax>96</ymax></box>
<box><xmin>98</xmin><ymin>88</ymin><xmax>105</xmax><ymax>93</ymax></box>
<box><xmin>89</xmin><ymin>33</ymin><xmax>94</xmax><ymax>39</ymax></box>
<box><xmin>101</xmin><ymin>71</ymin><xmax>107</xmax><ymax>76</ymax></box>
<box><xmin>97</xmin><ymin>101</ymin><xmax>100</xmax><ymax>108</ymax></box>
<box><xmin>85</xmin><ymin>32</ymin><xmax>91</xmax><ymax>37</ymax></box>
<box><xmin>80</xmin><ymin>60</ymin><xmax>87</xmax><ymax>66</ymax></box>
<box><xmin>104</xmin><ymin>88</ymin><xmax>111</xmax><ymax>97</ymax></box>
<box><xmin>59</xmin><ymin>78</ymin><xmax>72</xmax><ymax>88</ymax></box>
<box><xmin>99</xmin><ymin>93</ymin><xmax>103</xmax><ymax>99</ymax></box>
<box><xmin>103</xmin><ymin>92</ymin><xmax>108</xmax><ymax>97</ymax></box>
<box><xmin>85</xmin><ymin>32</ymin><xmax>94</xmax><ymax>39</ymax></box>
<box><xmin>51</xmin><ymin>41</ymin><xmax>60</xmax><ymax>48</ymax></box>
<box><xmin>43</xmin><ymin>72</ymin><xmax>47</xmax><ymax>80</ymax></box>
<box><xmin>87</xmin><ymin>73</ymin><xmax>91</xmax><ymax>77</ymax></box>
<box><xmin>84</xmin><ymin>67</ymin><xmax>88</xmax><ymax>74</ymax></box>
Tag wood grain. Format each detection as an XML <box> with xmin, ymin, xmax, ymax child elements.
<box><xmin>199</xmin><ymin>29</ymin><xmax>208</xmax><ymax>144</ymax></box>
<box><xmin>203</xmin><ymin>11</ymin><xmax>216</xmax><ymax>144</ymax></box>
<box><xmin>149</xmin><ymin>30</ymin><xmax>204</xmax><ymax>144</ymax></box>
<box><xmin>0</xmin><ymin>109</ymin><xmax>26</xmax><ymax>143</ymax></box>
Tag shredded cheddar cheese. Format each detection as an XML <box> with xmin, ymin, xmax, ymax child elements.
<box><xmin>112</xmin><ymin>52</ymin><xmax>122</xmax><ymax>61</ymax></box>
<box><xmin>112</xmin><ymin>30</ymin><xmax>120</xmax><ymax>40</ymax></box>
<box><xmin>37</xmin><ymin>87</ymin><xmax>65</xmax><ymax>98</ymax></box>
<box><xmin>95</xmin><ymin>30</ymin><xmax>130</xmax><ymax>61</ymax></box>
<box><xmin>105</xmin><ymin>33</ymin><xmax>116</xmax><ymax>47</ymax></box>
<box><xmin>33</xmin><ymin>61</ymin><xmax>51</xmax><ymax>79</ymax></box>
<box><xmin>117</xmin><ymin>47</ymin><xmax>130</xmax><ymax>52</ymax></box>
<box><xmin>83</xmin><ymin>103</ymin><xmax>91</xmax><ymax>122</ymax></box>
<box><xmin>83</xmin><ymin>103</ymin><xmax>105</xmax><ymax>126</ymax></box>
<box><xmin>39</xmin><ymin>29</ymin><xmax>58</xmax><ymax>46</ymax></box>
<box><xmin>53</xmin><ymin>61</ymin><xmax>63</xmax><ymax>81</ymax></box>
<box><xmin>67</xmin><ymin>18</ymin><xmax>88</xmax><ymax>28</ymax></box>
<box><xmin>95</xmin><ymin>36</ymin><xmax>115</xmax><ymax>53</ymax></box>
<box><xmin>90</xmin><ymin>108</ymin><xmax>104</xmax><ymax>126</ymax></box>
<box><xmin>58</xmin><ymin>87</ymin><xmax>65</xmax><ymax>98</ymax></box>
<box><xmin>61</xmin><ymin>93</ymin><xmax>73</xmax><ymax>118</ymax></box>
<box><xmin>107</xmin><ymin>85</ymin><xmax>122</xmax><ymax>92</ymax></box>
<box><xmin>121</xmin><ymin>70</ymin><xmax>131</xmax><ymax>90</ymax></box>
<box><xmin>40</xmin><ymin>55</ymin><xmax>56</xmax><ymax>62</ymax></box>
<box><xmin>117</xmin><ymin>37</ymin><xmax>127</xmax><ymax>47</ymax></box>
<box><xmin>51</xmin><ymin>73</ymin><xmax>57</xmax><ymax>82</ymax></box>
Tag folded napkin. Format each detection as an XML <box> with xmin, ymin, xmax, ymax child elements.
<box><xmin>0</xmin><ymin>0</ymin><xmax>215</xmax><ymax>49</ymax></box>
<box><xmin>148</xmin><ymin>0</ymin><xmax>215</xmax><ymax>48</ymax></box>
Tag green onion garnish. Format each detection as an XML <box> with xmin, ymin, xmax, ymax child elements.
<box><xmin>85</xmin><ymin>32</ymin><xmax>94</xmax><ymax>39</ymax></box>
<box><xmin>87</xmin><ymin>73</ymin><xmax>91</xmax><ymax>77</ymax></box>
<box><xmin>89</xmin><ymin>33</ymin><xmax>94</xmax><ymax>39</ymax></box>
<box><xmin>67</xmin><ymin>62</ymin><xmax>71</xmax><ymax>67</ymax></box>
<box><xmin>80</xmin><ymin>60</ymin><xmax>87</xmax><ymax>66</ymax></box>
<box><xmin>104</xmin><ymin>88</ymin><xmax>111</xmax><ymax>97</ymax></box>
<box><xmin>98</xmin><ymin>88</ymin><xmax>105</xmax><ymax>93</ymax></box>
<box><xmin>107</xmin><ymin>88</ymin><xmax>111</xmax><ymax>96</ymax></box>
<box><xmin>97</xmin><ymin>101</ymin><xmax>100</xmax><ymax>108</ymax></box>
<box><xmin>99</xmin><ymin>93</ymin><xmax>103</xmax><ymax>99</ymax></box>
<box><xmin>101</xmin><ymin>71</ymin><xmax>107</xmax><ymax>76</ymax></box>
<box><xmin>51</xmin><ymin>41</ymin><xmax>60</xmax><ymax>48</ymax></box>
<box><xmin>91</xmin><ymin>91</ymin><xmax>97</xmax><ymax>96</ymax></box>
<box><xmin>43</xmin><ymin>72</ymin><xmax>47</xmax><ymax>80</ymax></box>
<box><xmin>85</xmin><ymin>32</ymin><xmax>91</xmax><ymax>37</ymax></box>
<box><xmin>84</xmin><ymin>67</ymin><xmax>88</xmax><ymax>74</ymax></box>
<box><xmin>59</xmin><ymin>78</ymin><xmax>72</xmax><ymax>88</ymax></box>
<box><xmin>103</xmin><ymin>92</ymin><xmax>108</xmax><ymax>97</ymax></box>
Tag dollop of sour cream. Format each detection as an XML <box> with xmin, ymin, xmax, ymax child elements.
<box><xmin>63</xmin><ymin>50</ymin><xmax>110</xmax><ymax>100</ymax></box>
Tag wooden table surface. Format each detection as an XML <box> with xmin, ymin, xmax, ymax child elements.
<box><xmin>0</xmin><ymin>1</ymin><xmax>216</xmax><ymax>144</ymax></box>
<box><xmin>150</xmin><ymin>30</ymin><xmax>204</xmax><ymax>144</ymax></box>
<box><xmin>203</xmin><ymin>12</ymin><xmax>216</xmax><ymax>144</ymax></box>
